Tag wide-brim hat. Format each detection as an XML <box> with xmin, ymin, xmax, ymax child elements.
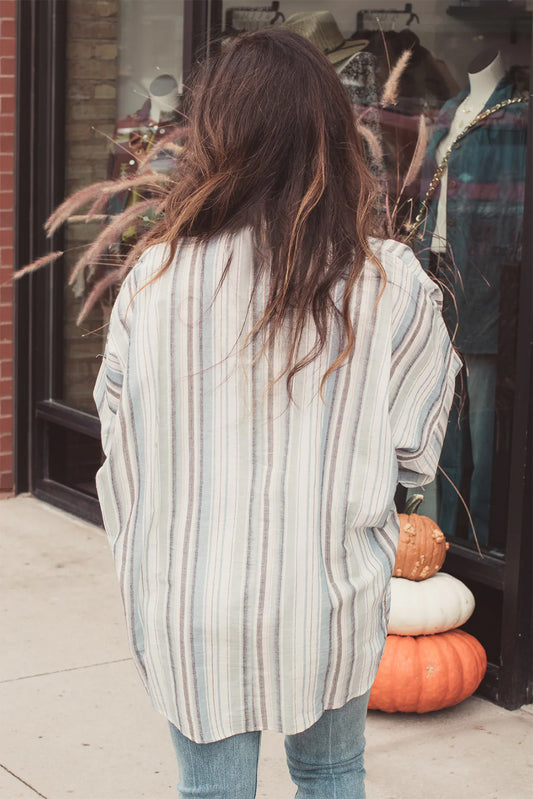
<box><xmin>284</xmin><ymin>11</ymin><xmax>368</xmax><ymax>64</ymax></box>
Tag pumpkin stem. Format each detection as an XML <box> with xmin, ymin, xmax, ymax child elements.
<box><xmin>404</xmin><ymin>493</ymin><xmax>424</xmax><ymax>515</ymax></box>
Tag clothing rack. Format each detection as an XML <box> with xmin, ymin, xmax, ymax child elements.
<box><xmin>356</xmin><ymin>3</ymin><xmax>420</xmax><ymax>32</ymax></box>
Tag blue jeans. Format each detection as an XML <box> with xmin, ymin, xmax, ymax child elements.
<box><xmin>438</xmin><ymin>353</ymin><xmax>496</xmax><ymax>546</ymax></box>
<box><xmin>168</xmin><ymin>690</ymin><xmax>370</xmax><ymax>798</ymax></box>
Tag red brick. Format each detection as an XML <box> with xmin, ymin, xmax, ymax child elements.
<box><xmin>0</xmin><ymin>474</ymin><xmax>13</xmax><ymax>493</ymax></box>
<box><xmin>0</xmin><ymin>465</ymin><xmax>13</xmax><ymax>482</ymax></box>
<box><xmin>0</xmin><ymin>210</ymin><xmax>13</xmax><ymax>227</ymax></box>
<box><xmin>0</xmin><ymin>452</ymin><xmax>11</xmax><ymax>466</ymax></box>
<box><xmin>0</xmin><ymin>394</ymin><xmax>13</xmax><ymax>412</ymax></box>
<box><xmin>0</xmin><ymin>466</ymin><xmax>13</xmax><ymax>488</ymax></box>
<box><xmin>0</xmin><ymin>360</ymin><xmax>11</xmax><ymax>379</ymax></box>
<box><xmin>0</xmin><ymin>172</ymin><xmax>12</xmax><ymax>191</ymax></box>
<box><xmin>0</xmin><ymin>77</ymin><xmax>14</xmax><ymax>95</ymax></box>
<box><xmin>0</xmin><ymin>415</ymin><xmax>12</xmax><ymax>435</ymax></box>
<box><xmin>0</xmin><ymin>113</ymin><xmax>13</xmax><ymax>134</ymax></box>
<box><xmin>0</xmin><ymin>191</ymin><xmax>13</xmax><ymax>210</ymax></box>
<box><xmin>0</xmin><ymin>1</ymin><xmax>16</xmax><ymax>16</ymax></box>
<box><xmin>0</xmin><ymin>320</ymin><xmax>12</xmax><ymax>338</ymax></box>
<box><xmin>0</xmin><ymin>96</ymin><xmax>14</xmax><ymax>115</ymax></box>
<box><xmin>0</xmin><ymin>58</ymin><xmax>15</xmax><ymax>79</ymax></box>
<box><xmin>0</xmin><ymin>37</ymin><xmax>15</xmax><ymax>58</ymax></box>
<box><xmin>0</xmin><ymin>19</ymin><xmax>15</xmax><ymax>38</ymax></box>
<box><xmin>0</xmin><ymin>282</ymin><xmax>12</xmax><ymax>303</ymax></box>
<box><xmin>0</xmin><ymin>132</ymin><xmax>13</xmax><ymax>152</ymax></box>
<box><xmin>0</xmin><ymin>229</ymin><xmax>12</xmax><ymax>246</ymax></box>
<box><xmin>0</xmin><ymin>246</ymin><xmax>12</xmax><ymax>264</ymax></box>
<box><xmin>0</xmin><ymin>153</ymin><xmax>11</xmax><ymax>171</ymax></box>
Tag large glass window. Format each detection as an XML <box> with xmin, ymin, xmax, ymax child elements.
<box><xmin>60</xmin><ymin>0</ymin><xmax>530</xmax><ymax>550</ymax></box>
<box><xmin>219</xmin><ymin>1</ymin><xmax>530</xmax><ymax>556</ymax></box>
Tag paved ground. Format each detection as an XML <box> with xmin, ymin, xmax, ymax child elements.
<box><xmin>1</xmin><ymin>494</ymin><xmax>532</xmax><ymax>799</ymax></box>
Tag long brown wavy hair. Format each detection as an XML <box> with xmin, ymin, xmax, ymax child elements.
<box><xmin>142</xmin><ymin>28</ymin><xmax>383</xmax><ymax>395</ymax></box>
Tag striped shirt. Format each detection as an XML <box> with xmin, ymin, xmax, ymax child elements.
<box><xmin>94</xmin><ymin>231</ymin><xmax>461</xmax><ymax>743</ymax></box>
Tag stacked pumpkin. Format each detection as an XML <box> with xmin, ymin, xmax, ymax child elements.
<box><xmin>369</xmin><ymin>495</ymin><xmax>487</xmax><ymax>713</ymax></box>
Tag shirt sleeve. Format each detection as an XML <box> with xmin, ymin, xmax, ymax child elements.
<box><xmin>93</xmin><ymin>270</ymin><xmax>136</xmax><ymax>457</ymax></box>
<box><xmin>389</xmin><ymin>252</ymin><xmax>463</xmax><ymax>488</ymax></box>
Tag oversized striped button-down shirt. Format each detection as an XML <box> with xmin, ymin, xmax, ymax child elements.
<box><xmin>94</xmin><ymin>231</ymin><xmax>461</xmax><ymax>743</ymax></box>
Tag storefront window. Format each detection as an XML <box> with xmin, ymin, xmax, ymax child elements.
<box><xmin>60</xmin><ymin>0</ymin><xmax>530</xmax><ymax>550</ymax></box>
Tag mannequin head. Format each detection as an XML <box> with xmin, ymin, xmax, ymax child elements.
<box><xmin>141</xmin><ymin>73</ymin><xmax>180</xmax><ymax>122</ymax></box>
<box><xmin>468</xmin><ymin>49</ymin><xmax>500</xmax><ymax>75</ymax></box>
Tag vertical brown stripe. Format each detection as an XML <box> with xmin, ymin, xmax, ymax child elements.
<box><xmin>256</xmin><ymin>334</ymin><xmax>275</xmax><ymax>724</ymax></box>
<box><xmin>242</xmin><ymin>274</ymin><xmax>259</xmax><ymax>728</ymax></box>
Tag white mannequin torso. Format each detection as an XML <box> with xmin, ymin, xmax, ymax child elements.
<box><xmin>430</xmin><ymin>51</ymin><xmax>505</xmax><ymax>252</ymax></box>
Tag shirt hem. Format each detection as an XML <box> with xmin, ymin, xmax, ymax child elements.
<box><xmin>154</xmin><ymin>678</ymin><xmax>376</xmax><ymax>744</ymax></box>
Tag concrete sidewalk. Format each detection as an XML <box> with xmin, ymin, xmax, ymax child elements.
<box><xmin>1</xmin><ymin>494</ymin><xmax>532</xmax><ymax>799</ymax></box>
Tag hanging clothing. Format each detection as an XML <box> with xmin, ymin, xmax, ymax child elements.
<box><xmin>415</xmin><ymin>75</ymin><xmax>528</xmax><ymax>354</ymax></box>
<box><xmin>338</xmin><ymin>51</ymin><xmax>385</xmax><ymax>177</ymax></box>
<box><xmin>94</xmin><ymin>231</ymin><xmax>461</xmax><ymax>743</ymax></box>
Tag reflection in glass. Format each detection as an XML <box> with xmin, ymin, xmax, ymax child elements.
<box><xmin>62</xmin><ymin>0</ymin><xmax>185</xmax><ymax>412</ymax></box>
<box><xmin>59</xmin><ymin>0</ymin><xmax>529</xmax><ymax>554</ymax></box>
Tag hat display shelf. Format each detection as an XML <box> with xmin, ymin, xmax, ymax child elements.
<box><xmin>369</xmin><ymin>494</ymin><xmax>487</xmax><ymax>713</ymax></box>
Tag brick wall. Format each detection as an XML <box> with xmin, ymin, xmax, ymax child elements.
<box><xmin>63</xmin><ymin>0</ymin><xmax>119</xmax><ymax>411</ymax></box>
<box><xmin>0</xmin><ymin>0</ymin><xmax>15</xmax><ymax>496</ymax></box>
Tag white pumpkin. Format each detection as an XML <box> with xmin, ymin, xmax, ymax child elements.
<box><xmin>388</xmin><ymin>572</ymin><xmax>475</xmax><ymax>635</ymax></box>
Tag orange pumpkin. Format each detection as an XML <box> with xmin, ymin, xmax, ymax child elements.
<box><xmin>369</xmin><ymin>629</ymin><xmax>487</xmax><ymax>713</ymax></box>
<box><xmin>394</xmin><ymin>494</ymin><xmax>449</xmax><ymax>580</ymax></box>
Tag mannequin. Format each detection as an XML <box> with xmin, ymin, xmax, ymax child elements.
<box><xmin>415</xmin><ymin>49</ymin><xmax>528</xmax><ymax>546</ymax></box>
<box><xmin>106</xmin><ymin>71</ymin><xmax>184</xmax><ymax>243</ymax></box>
<box><xmin>431</xmin><ymin>51</ymin><xmax>505</xmax><ymax>251</ymax></box>
<box><xmin>142</xmin><ymin>73</ymin><xmax>180</xmax><ymax>124</ymax></box>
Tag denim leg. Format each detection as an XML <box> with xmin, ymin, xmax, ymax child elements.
<box><xmin>464</xmin><ymin>353</ymin><xmax>497</xmax><ymax>547</ymax></box>
<box><xmin>168</xmin><ymin>723</ymin><xmax>261</xmax><ymax>799</ymax></box>
<box><xmin>284</xmin><ymin>691</ymin><xmax>370</xmax><ymax>799</ymax></box>
<box><xmin>437</xmin><ymin>395</ymin><xmax>464</xmax><ymax>538</ymax></box>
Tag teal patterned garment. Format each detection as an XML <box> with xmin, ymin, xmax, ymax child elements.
<box><xmin>94</xmin><ymin>232</ymin><xmax>461</xmax><ymax>743</ymax></box>
<box><xmin>416</xmin><ymin>75</ymin><xmax>528</xmax><ymax>354</ymax></box>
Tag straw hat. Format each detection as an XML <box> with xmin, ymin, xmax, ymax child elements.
<box><xmin>284</xmin><ymin>11</ymin><xmax>368</xmax><ymax>64</ymax></box>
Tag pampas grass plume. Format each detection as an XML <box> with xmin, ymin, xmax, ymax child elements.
<box><xmin>381</xmin><ymin>49</ymin><xmax>412</xmax><ymax>107</ymax></box>
<box><xmin>44</xmin><ymin>173</ymin><xmax>171</xmax><ymax>237</ymax></box>
<box><xmin>67</xmin><ymin>198</ymin><xmax>158</xmax><ymax>288</ymax></box>
<box><xmin>14</xmin><ymin>250</ymin><xmax>64</xmax><ymax>280</ymax></box>
<box><xmin>357</xmin><ymin>123</ymin><xmax>384</xmax><ymax>169</ymax></box>
<box><xmin>403</xmin><ymin>114</ymin><xmax>428</xmax><ymax>187</ymax></box>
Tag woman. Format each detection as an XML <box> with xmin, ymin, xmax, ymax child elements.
<box><xmin>94</xmin><ymin>29</ymin><xmax>461</xmax><ymax>799</ymax></box>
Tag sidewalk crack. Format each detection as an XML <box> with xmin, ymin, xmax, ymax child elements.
<box><xmin>0</xmin><ymin>763</ymin><xmax>49</xmax><ymax>798</ymax></box>
<box><xmin>0</xmin><ymin>657</ymin><xmax>132</xmax><ymax>684</ymax></box>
